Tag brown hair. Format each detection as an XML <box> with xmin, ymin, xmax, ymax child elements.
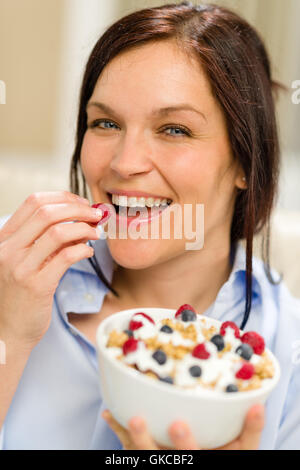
<box><xmin>70</xmin><ymin>1</ymin><xmax>283</xmax><ymax>329</ymax></box>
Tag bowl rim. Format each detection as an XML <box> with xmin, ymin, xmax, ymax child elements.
<box><xmin>96</xmin><ymin>307</ymin><xmax>281</xmax><ymax>402</ymax></box>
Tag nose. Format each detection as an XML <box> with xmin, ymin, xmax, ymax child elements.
<box><xmin>109</xmin><ymin>131</ymin><xmax>154</xmax><ymax>179</ymax></box>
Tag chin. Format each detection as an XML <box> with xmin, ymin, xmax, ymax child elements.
<box><xmin>106</xmin><ymin>236</ymin><xmax>169</xmax><ymax>270</ymax></box>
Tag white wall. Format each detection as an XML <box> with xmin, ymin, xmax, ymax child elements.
<box><xmin>0</xmin><ymin>0</ymin><xmax>299</xmax><ymax>216</ymax></box>
<box><xmin>0</xmin><ymin>0</ymin><xmax>120</xmax><ymax>216</ymax></box>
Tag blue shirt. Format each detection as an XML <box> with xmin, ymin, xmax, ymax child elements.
<box><xmin>0</xmin><ymin>214</ymin><xmax>300</xmax><ymax>450</ymax></box>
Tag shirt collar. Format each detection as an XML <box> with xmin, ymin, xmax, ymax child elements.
<box><xmin>56</xmin><ymin>235</ymin><xmax>262</xmax><ymax>319</ymax></box>
<box><xmin>209</xmin><ymin>241</ymin><xmax>262</xmax><ymax>321</ymax></box>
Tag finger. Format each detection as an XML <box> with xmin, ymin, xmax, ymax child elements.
<box><xmin>239</xmin><ymin>404</ymin><xmax>265</xmax><ymax>450</ymax></box>
<box><xmin>222</xmin><ymin>404</ymin><xmax>264</xmax><ymax>450</ymax></box>
<box><xmin>22</xmin><ymin>222</ymin><xmax>100</xmax><ymax>272</ymax></box>
<box><xmin>168</xmin><ymin>421</ymin><xmax>199</xmax><ymax>450</ymax></box>
<box><xmin>37</xmin><ymin>242</ymin><xmax>95</xmax><ymax>288</ymax></box>
<box><xmin>6</xmin><ymin>202</ymin><xmax>103</xmax><ymax>249</ymax></box>
<box><xmin>102</xmin><ymin>410</ymin><xmax>134</xmax><ymax>450</ymax></box>
<box><xmin>0</xmin><ymin>191</ymin><xmax>89</xmax><ymax>243</ymax></box>
<box><xmin>128</xmin><ymin>416</ymin><xmax>159</xmax><ymax>450</ymax></box>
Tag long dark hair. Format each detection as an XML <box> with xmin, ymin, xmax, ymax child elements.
<box><xmin>70</xmin><ymin>1</ymin><xmax>283</xmax><ymax>329</ymax></box>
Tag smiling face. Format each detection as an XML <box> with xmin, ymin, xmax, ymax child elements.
<box><xmin>81</xmin><ymin>39</ymin><xmax>246</xmax><ymax>269</ymax></box>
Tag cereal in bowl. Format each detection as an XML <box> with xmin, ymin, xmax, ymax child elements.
<box><xmin>105</xmin><ymin>305</ymin><xmax>275</xmax><ymax>393</ymax></box>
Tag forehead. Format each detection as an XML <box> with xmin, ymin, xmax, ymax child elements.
<box><xmin>91</xmin><ymin>40</ymin><xmax>212</xmax><ymax>107</ymax></box>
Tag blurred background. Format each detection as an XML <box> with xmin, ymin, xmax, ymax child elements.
<box><xmin>0</xmin><ymin>0</ymin><xmax>299</xmax><ymax>294</ymax></box>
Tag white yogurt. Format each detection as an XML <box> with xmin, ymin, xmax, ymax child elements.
<box><xmin>105</xmin><ymin>311</ymin><xmax>271</xmax><ymax>393</ymax></box>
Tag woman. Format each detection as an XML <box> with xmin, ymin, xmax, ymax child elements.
<box><xmin>0</xmin><ymin>2</ymin><xmax>299</xmax><ymax>450</ymax></box>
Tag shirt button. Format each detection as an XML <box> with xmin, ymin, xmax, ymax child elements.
<box><xmin>84</xmin><ymin>293</ymin><xmax>94</xmax><ymax>302</ymax></box>
<box><xmin>69</xmin><ymin>327</ymin><xmax>79</xmax><ymax>337</ymax></box>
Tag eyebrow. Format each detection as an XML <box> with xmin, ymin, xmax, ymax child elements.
<box><xmin>87</xmin><ymin>101</ymin><xmax>207</xmax><ymax>123</ymax></box>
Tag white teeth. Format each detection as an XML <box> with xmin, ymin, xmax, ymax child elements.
<box><xmin>111</xmin><ymin>194</ymin><xmax>172</xmax><ymax>208</ymax></box>
<box><xmin>118</xmin><ymin>195</ymin><xmax>127</xmax><ymax>206</ymax></box>
<box><xmin>128</xmin><ymin>197</ymin><xmax>137</xmax><ymax>208</ymax></box>
<box><xmin>136</xmin><ymin>197</ymin><xmax>146</xmax><ymax>207</ymax></box>
<box><xmin>146</xmin><ymin>197</ymin><xmax>155</xmax><ymax>207</ymax></box>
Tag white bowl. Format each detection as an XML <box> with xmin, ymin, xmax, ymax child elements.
<box><xmin>96</xmin><ymin>308</ymin><xmax>280</xmax><ymax>449</ymax></box>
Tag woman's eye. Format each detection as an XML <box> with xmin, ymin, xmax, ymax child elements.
<box><xmin>89</xmin><ymin>119</ymin><xmax>119</xmax><ymax>129</ymax></box>
<box><xmin>162</xmin><ymin>125</ymin><xmax>191</xmax><ymax>137</ymax></box>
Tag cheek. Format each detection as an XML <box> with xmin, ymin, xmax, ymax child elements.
<box><xmin>170</xmin><ymin>142</ymin><xmax>235</xmax><ymax>232</ymax></box>
<box><xmin>165</xmin><ymin>146</ymin><xmax>218</xmax><ymax>200</ymax></box>
<box><xmin>81</xmin><ymin>132</ymin><xmax>111</xmax><ymax>182</ymax></box>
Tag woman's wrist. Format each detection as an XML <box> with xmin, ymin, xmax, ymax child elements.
<box><xmin>0</xmin><ymin>323</ymin><xmax>36</xmax><ymax>363</ymax></box>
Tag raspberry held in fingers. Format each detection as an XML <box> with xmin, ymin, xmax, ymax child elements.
<box><xmin>91</xmin><ymin>203</ymin><xmax>112</xmax><ymax>224</ymax></box>
<box><xmin>92</xmin><ymin>208</ymin><xmax>103</xmax><ymax>218</ymax></box>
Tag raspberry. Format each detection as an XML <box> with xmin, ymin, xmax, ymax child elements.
<box><xmin>235</xmin><ymin>362</ymin><xmax>255</xmax><ymax>380</ymax></box>
<box><xmin>128</xmin><ymin>320</ymin><xmax>143</xmax><ymax>331</ymax></box>
<box><xmin>175</xmin><ymin>304</ymin><xmax>196</xmax><ymax>318</ymax></box>
<box><xmin>241</xmin><ymin>331</ymin><xmax>265</xmax><ymax>355</ymax></box>
<box><xmin>133</xmin><ymin>312</ymin><xmax>155</xmax><ymax>324</ymax></box>
<box><xmin>91</xmin><ymin>203</ymin><xmax>111</xmax><ymax>222</ymax></box>
<box><xmin>122</xmin><ymin>338</ymin><xmax>139</xmax><ymax>355</ymax></box>
<box><xmin>128</xmin><ymin>312</ymin><xmax>155</xmax><ymax>331</ymax></box>
<box><xmin>192</xmin><ymin>343</ymin><xmax>211</xmax><ymax>360</ymax></box>
<box><xmin>220</xmin><ymin>321</ymin><xmax>240</xmax><ymax>339</ymax></box>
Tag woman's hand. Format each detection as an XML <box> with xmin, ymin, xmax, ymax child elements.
<box><xmin>0</xmin><ymin>191</ymin><xmax>103</xmax><ymax>351</ymax></box>
<box><xmin>102</xmin><ymin>404</ymin><xmax>264</xmax><ymax>450</ymax></box>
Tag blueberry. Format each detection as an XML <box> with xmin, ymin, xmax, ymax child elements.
<box><xmin>159</xmin><ymin>376</ymin><xmax>174</xmax><ymax>384</ymax></box>
<box><xmin>235</xmin><ymin>343</ymin><xmax>253</xmax><ymax>361</ymax></box>
<box><xmin>226</xmin><ymin>384</ymin><xmax>239</xmax><ymax>393</ymax></box>
<box><xmin>181</xmin><ymin>309</ymin><xmax>196</xmax><ymax>322</ymax></box>
<box><xmin>152</xmin><ymin>349</ymin><xmax>167</xmax><ymax>365</ymax></box>
<box><xmin>124</xmin><ymin>329</ymin><xmax>133</xmax><ymax>337</ymax></box>
<box><xmin>210</xmin><ymin>334</ymin><xmax>225</xmax><ymax>351</ymax></box>
<box><xmin>189</xmin><ymin>365</ymin><xmax>202</xmax><ymax>377</ymax></box>
<box><xmin>160</xmin><ymin>325</ymin><xmax>173</xmax><ymax>334</ymax></box>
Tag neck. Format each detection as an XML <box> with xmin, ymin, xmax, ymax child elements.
<box><xmin>110</xmin><ymin>239</ymin><xmax>234</xmax><ymax>315</ymax></box>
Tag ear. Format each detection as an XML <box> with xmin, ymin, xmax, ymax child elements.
<box><xmin>235</xmin><ymin>169</ymin><xmax>247</xmax><ymax>190</ymax></box>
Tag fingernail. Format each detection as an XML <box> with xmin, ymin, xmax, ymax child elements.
<box><xmin>254</xmin><ymin>407</ymin><xmax>264</xmax><ymax>420</ymax></box>
<box><xmin>173</xmin><ymin>426</ymin><xmax>186</xmax><ymax>438</ymax></box>
<box><xmin>130</xmin><ymin>418</ymin><xmax>143</xmax><ymax>432</ymax></box>
<box><xmin>92</xmin><ymin>208</ymin><xmax>103</xmax><ymax>219</ymax></box>
<box><xmin>102</xmin><ymin>410</ymin><xmax>109</xmax><ymax>420</ymax></box>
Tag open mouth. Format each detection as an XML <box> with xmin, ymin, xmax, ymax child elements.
<box><xmin>106</xmin><ymin>192</ymin><xmax>173</xmax><ymax>217</ymax></box>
